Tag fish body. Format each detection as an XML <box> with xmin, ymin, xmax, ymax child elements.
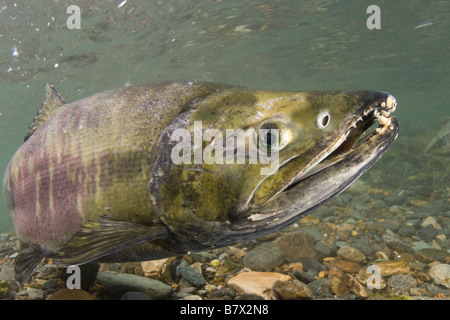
<box><xmin>3</xmin><ymin>81</ymin><xmax>399</xmax><ymax>281</ymax></box>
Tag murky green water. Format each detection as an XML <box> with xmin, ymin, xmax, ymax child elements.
<box><xmin>1</xmin><ymin>0</ymin><xmax>449</xmax><ymax>233</ymax></box>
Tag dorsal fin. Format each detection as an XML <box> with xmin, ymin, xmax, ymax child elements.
<box><xmin>24</xmin><ymin>83</ymin><xmax>65</xmax><ymax>141</ymax></box>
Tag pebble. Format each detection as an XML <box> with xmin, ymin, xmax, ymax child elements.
<box><xmin>389</xmin><ymin>205</ymin><xmax>404</xmax><ymax>215</ymax></box>
<box><xmin>96</xmin><ymin>271</ymin><xmax>171</xmax><ymax>299</ymax></box>
<box><xmin>337</xmin><ymin>246</ymin><xmax>366</xmax><ymax>263</ymax></box>
<box><xmin>295</xmin><ymin>257</ymin><xmax>326</xmax><ymax>275</ymax></box>
<box><xmin>410</xmin><ymin>199</ymin><xmax>428</xmax><ymax>207</ymax></box>
<box><xmin>188</xmin><ymin>251</ymin><xmax>214</xmax><ymax>263</ymax></box>
<box><xmin>415</xmin><ymin>248</ymin><xmax>449</xmax><ymax>263</ymax></box>
<box><xmin>0</xmin><ymin>281</ymin><xmax>10</xmax><ymax>299</ymax></box>
<box><xmin>275</xmin><ymin>231</ymin><xmax>317</xmax><ymax>260</ymax></box>
<box><xmin>416</xmin><ymin>225</ymin><xmax>439</xmax><ymax>242</ymax></box>
<box><xmin>279</xmin><ymin>262</ymin><xmax>303</xmax><ymax>273</ymax></box>
<box><xmin>330</xmin><ymin>259</ymin><xmax>361</xmax><ymax>273</ymax></box>
<box><xmin>412</xmin><ymin>241</ymin><xmax>433</xmax><ymax>252</ymax></box>
<box><xmin>242</xmin><ymin>242</ymin><xmax>285</xmax><ymax>271</ymax></box>
<box><xmin>272</xmin><ymin>279</ymin><xmax>314</xmax><ymax>300</ymax></box>
<box><xmin>336</xmin><ymin>223</ymin><xmax>353</xmax><ymax>240</ymax></box>
<box><xmin>0</xmin><ymin>264</ymin><xmax>15</xmax><ymax>281</ymax></box>
<box><xmin>292</xmin><ymin>269</ymin><xmax>316</xmax><ymax>284</ymax></box>
<box><xmin>315</xmin><ymin>241</ymin><xmax>337</xmax><ymax>257</ymax></box>
<box><xmin>387</xmin><ymin>274</ymin><xmax>417</xmax><ymax>294</ymax></box>
<box><xmin>120</xmin><ymin>292</ymin><xmax>153</xmax><ymax>300</ymax></box>
<box><xmin>426</xmin><ymin>284</ymin><xmax>450</xmax><ymax>296</ymax></box>
<box><xmin>234</xmin><ymin>294</ymin><xmax>265</xmax><ymax>300</ymax></box>
<box><xmin>26</xmin><ymin>287</ymin><xmax>45</xmax><ymax>300</ymax></box>
<box><xmin>342</xmin><ymin>273</ymin><xmax>368</xmax><ymax>299</ymax></box>
<box><xmin>307</xmin><ymin>278</ymin><xmax>331</xmax><ymax>298</ymax></box>
<box><xmin>335</xmin><ymin>241</ymin><xmax>350</xmax><ymax>248</ymax></box>
<box><xmin>48</xmin><ymin>288</ymin><xmax>94</xmax><ymax>300</ymax></box>
<box><xmin>429</xmin><ymin>264</ymin><xmax>450</xmax><ymax>288</ymax></box>
<box><xmin>397</xmin><ymin>224</ymin><xmax>417</xmax><ymax>237</ymax></box>
<box><xmin>375</xmin><ymin>251</ymin><xmax>389</xmax><ymax>261</ymax></box>
<box><xmin>228</xmin><ymin>246</ymin><xmax>246</xmax><ymax>259</ymax></box>
<box><xmin>330</xmin><ymin>277</ymin><xmax>350</xmax><ymax>297</ymax></box>
<box><xmin>209</xmin><ymin>259</ymin><xmax>220</xmax><ymax>267</ymax></box>
<box><xmin>386</xmin><ymin>193</ymin><xmax>407</xmax><ymax>205</ymax></box>
<box><xmin>42</xmin><ymin>278</ymin><xmax>59</xmax><ymax>290</ymax></box>
<box><xmin>176</xmin><ymin>261</ymin><xmax>206</xmax><ymax>288</ymax></box>
<box><xmin>227</xmin><ymin>271</ymin><xmax>290</xmax><ymax>300</ymax></box>
<box><xmin>405</xmin><ymin>211</ymin><xmax>430</xmax><ymax>219</ymax></box>
<box><xmin>386</xmin><ymin>239</ymin><xmax>415</xmax><ymax>254</ymax></box>
<box><xmin>180</xmin><ymin>294</ymin><xmax>203</xmax><ymax>300</ymax></box>
<box><xmin>373</xmin><ymin>260</ymin><xmax>411</xmax><ymax>276</ymax></box>
<box><xmin>141</xmin><ymin>258</ymin><xmax>173</xmax><ymax>278</ymax></box>
<box><xmin>421</xmin><ymin>216</ymin><xmax>442</xmax><ymax>230</ymax></box>
<box><xmin>350</xmin><ymin>237</ymin><xmax>378</xmax><ymax>256</ymax></box>
<box><xmin>395</xmin><ymin>252</ymin><xmax>415</xmax><ymax>262</ymax></box>
<box><xmin>305</xmin><ymin>228</ymin><xmax>326</xmax><ymax>242</ymax></box>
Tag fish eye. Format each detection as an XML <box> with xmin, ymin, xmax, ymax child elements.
<box><xmin>317</xmin><ymin>110</ymin><xmax>331</xmax><ymax>129</ymax></box>
<box><xmin>260</xmin><ymin>129</ymin><xmax>279</xmax><ymax>148</ymax></box>
<box><xmin>257</xmin><ymin>120</ymin><xmax>291</xmax><ymax>152</ymax></box>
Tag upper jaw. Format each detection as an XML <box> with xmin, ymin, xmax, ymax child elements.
<box><xmin>299</xmin><ymin>93</ymin><xmax>398</xmax><ymax>177</ymax></box>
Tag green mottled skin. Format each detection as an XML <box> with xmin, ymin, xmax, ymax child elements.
<box><xmin>3</xmin><ymin>81</ymin><xmax>398</xmax><ymax>264</ymax></box>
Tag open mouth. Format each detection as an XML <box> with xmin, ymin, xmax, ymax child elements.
<box><xmin>286</xmin><ymin>94</ymin><xmax>398</xmax><ymax>188</ymax></box>
<box><xmin>327</xmin><ymin>95</ymin><xmax>396</xmax><ymax>160</ymax></box>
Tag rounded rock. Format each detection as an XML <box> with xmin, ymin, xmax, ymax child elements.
<box><xmin>176</xmin><ymin>261</ymin><xmax>206</xmax><ymax>288</ymax></box>
<box><xmin>48</xmin><ymin>288</ymin><xmax>94</xmax><ymax>300</ymax></box>
<box><xmin>387</xmin><ymin>274</ymin><xmax>417</xmax><ymax>294</ymax></box>
<box><xmin>96</xmin><ymin>271</ymin><xmax>171</xmax><ymax>299</ymax></box>
<box><xmin>227</xmin><ymin>271</ymin><xmax>291</xmax><ymax>300</ymax></box>
<box><xmin>272</xmin><ymin>279</ymin><xmax>314</xmax><ymax>300</ymax></box>
<box><xmin>429</xmin><ymin>264</ymin><xmax>450</xmax><ymax>288</ymax></box>
<box><xmin>243</xmin><ymin>242</ymin><xmax>285</xmax><ymax>271</ymax></box>
<box><xmin>120</xmin><ymin>292</ymin><xmax>153</xmax><ymax>300</ymax></box>
<box><xmin>307</xmin><ymin>278</ymin><xmax>331</xmax><ymax>298</ymax></box>
<box><xmin>337</xmin><ymin>246</ymin><xmax>366</xmax><ymax>263</ymax></box>
<box><xmin>275</xmin><ymin>231</ymin><xmax>317</xmax><ymax>260</ymax></box>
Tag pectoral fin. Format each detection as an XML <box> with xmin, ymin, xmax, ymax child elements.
<box><xmin>53</xmin><ymin>216</ymin><xmax>169</xmax><ymax>266</ymax></box>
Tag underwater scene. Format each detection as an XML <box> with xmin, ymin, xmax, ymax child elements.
<box><xmin>0</xmin><ymin>0</ymin><xmax>449</xmax><ymax>302</ymax></box>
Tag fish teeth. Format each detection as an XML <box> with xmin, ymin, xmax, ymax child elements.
<box><xmin>386</xmin><ymin>95</ymin><xmax>397</xmax><ymax>110</ymax></box>
<box><xmin>377</xmin><ymin>115</ymin><xmax>391</xmax><ymax>126</ymax></box>
<box><xmin>373</xmin><ymin>106</ymin><xmax>394</xmax><ymax>133</ymax></box>
<box><xmin>380</xmin><ymin>95</ymin><xmax>397</xmax><ymax>112</ymax></box>
<box><xmin>363</xmin><ymin>107</ymin><xmax>373</xmax><ymax>116</ymax></box>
